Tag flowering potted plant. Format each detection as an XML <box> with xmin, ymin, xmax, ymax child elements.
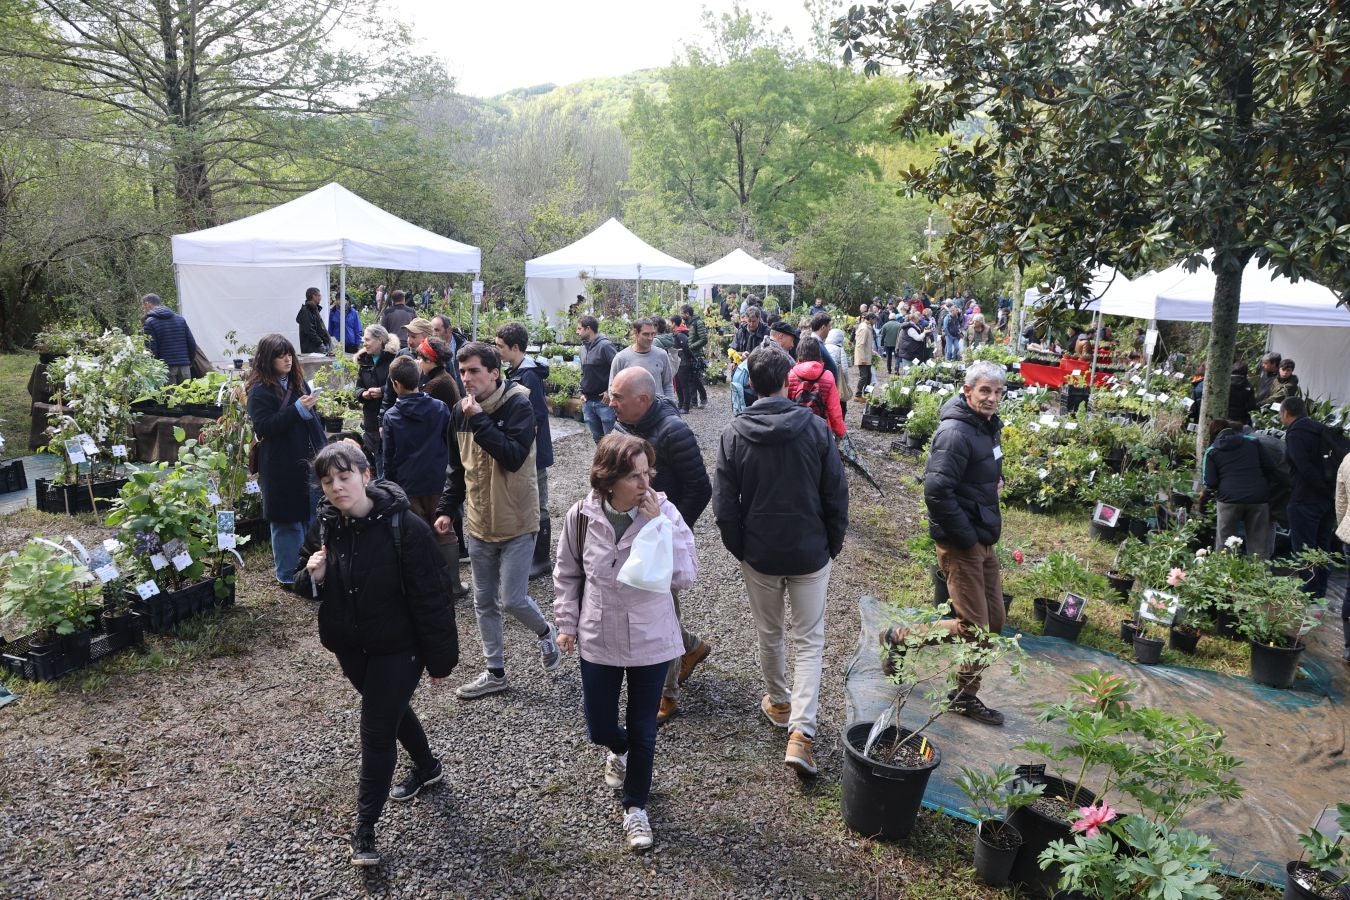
<box><xmin>1041</xmin><ymin>811</ymin><xmax>1223</xmax><ymax>899</ymax></box>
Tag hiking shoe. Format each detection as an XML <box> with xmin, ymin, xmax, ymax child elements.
<box><xmin>350</xmin><ymin>823</ymin><xmax>379</xmax><ymax>867</ymax></box>
<box><xmin>622</xmin><ymin>807</ymin><xmax>654</xmax><ymax>852</ymax></box>
<box><xmin>389</xmin><ymin>759</ymin><xmax>443</xmax><ymax>801</ymax></box>
<box><xmin>678</xmin><ymin>642</ymin><xmax>712</xmax><ymax>685</ymax></box>
<box><xmin>879</xmin><ymin>626</ymin><xmax>908</xmax><ymax>678</ymax></box>
<box><xmin>604</xmin><ymin>750</ymin><xmax>627</xmax><ymax>789</ymax></box>
<box><xmin>785</xmin><ymin>731</ymin><xmax>818</xmax><ymax>778</ymax></box>
<box><xmin>656</xmin><ymin>697</ymin><xmax>679</xmax><ymax>725</ymax></box>
<box><xmin>456</xmin><ymin>671</ymin><xmax>508</xmax><ymax>699</ymax></box>
<box><xmin>761</xmin><ymin>695</ymin><xmax>791</xmax><ymax>728</ymax></box>
<box><xmin>539</xmin><ymin>623</ymin><xmax>562</xmax><ymax>674</ymax></box>
<box><xmin>948</xmin><ymin>691</ymin><xmax>1005</xmax><ymax>726</ymax></box>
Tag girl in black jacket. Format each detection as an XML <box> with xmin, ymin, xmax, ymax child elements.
<box><xmin>296</xmin><ymin>442</ymin><xmax>458</xmax><ymax>868</ymax></box>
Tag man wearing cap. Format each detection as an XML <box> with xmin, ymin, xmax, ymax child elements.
<box><xmin>768</xmin><ymin>320</ymin><xmax>798</xmax><ymax>356</ymax></box>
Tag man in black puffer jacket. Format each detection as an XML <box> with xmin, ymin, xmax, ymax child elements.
<box><xmin>888</xmin><ymin>360</ymin><xmax>1009</xmax><ymax>726</ymax></box>
<box><xmin>1202</xmin><ymin>418</ymin><xmax>1275</xmax><ymax>558</ymax></box>
<box><xmin>140</xmin><ymin>293</ymin><xmax>198</xmax><ymax>383</ymax></box>
<box><xmin>612</xmin><ymin>366</ymin><xmax>714</xmax><ymax>723</ymax></box>
<box><xmin>294</xmin><ymin>444</ymin><xmax>457</xmax><ymax>868</ymax></box>
<box><xmin>715</xmin><ymin>346</ymin><xmax>848</xmax><ymax>778</ymax></box>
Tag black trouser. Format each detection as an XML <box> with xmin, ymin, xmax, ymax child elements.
<box><xmin>884</xmin><ymin>347</ymin><xmax>898</xmax><ymax>374</ymax></box>
<box><xmin>856</xmin><ymin>364</ymin><xmax>872</xmax><ymax>396</ymax></box>
<box><xmin>693</xmin><ymin>361</ymin><xmax>707</xmax><ymax>405</ymax></box>
<box><xmin>675</xmin><ymin>367</ymin><xmax>698</xmax><ymax>412</ymax></box>
<box><xmin>336</xmin><ymin>649</ymin><xmax>435</xmax><ymax>825</ymax></box>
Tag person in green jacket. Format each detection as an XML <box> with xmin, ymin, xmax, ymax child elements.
<box><xmin>879</xmin><ymin>315</ymin><xmax>903</xmax><ymax>374</ymax></box>
<box><xmin>681</xmin><ymin>303</ymin><xmax>708</xmax><ymax>407</ymax></box>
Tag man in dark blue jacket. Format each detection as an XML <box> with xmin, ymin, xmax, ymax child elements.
<box><xmin>613</xmin><ymin>366</ymin><xmax>714</xmax><ymax>724</ymax></box>
<box><xmin>140</xmin><ymin>293</ymin><xmax>198</xmax><ymax>383</ymax></box>
<box><xmin>886</xmin><ymin>360</ymin><xmax>1008</xmax><ymax>726</ymax></box>
<box><xmin>577</xmin><ymin>315</ymin><xmax>617</xmax><ymax>443</ymax></box>
<box><xmin>1202</xmin><ymin>418</ymin><xmax>1275</xmax><ymax>558</ymax></box>
<box><xmin>715</xmin><ymin>345</ymin><xmax>848</xmax><ymax>778</ymax></box>
<box><xmin>1280</xmin><ymin>396</ymin><xmax>1337</xmax><ymax>597</ymax></box>
<box><xmin>495</xmin><ymin>322</ymin><xmax>555</xmax><ymax>578</ymax></box>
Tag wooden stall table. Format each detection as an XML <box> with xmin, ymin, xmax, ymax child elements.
<box><xmin>132</xmin><ymin>414</ymin><xmax>216</xmax><ymax>463</ymax></box>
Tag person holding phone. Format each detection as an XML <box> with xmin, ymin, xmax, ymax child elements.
<box><xmin>552</xmin><ymin>433</ymin><xmax>698</xmax><ymax>853</ymax></box>
<box><xmin>246</xmin><ymin>333</ymin><xmax>327</xmax><ymax>587</ymax></box>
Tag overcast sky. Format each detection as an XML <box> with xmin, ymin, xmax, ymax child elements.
<box><xmin>392</xmin><ymin>0</ymin><xmax>818</xmax><ymax>97</ymax></box>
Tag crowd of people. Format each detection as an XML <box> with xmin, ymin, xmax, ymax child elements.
<box><xmin>233</xmin><ymin>286</ymin><xmax>1347</xmax><ymax>872</ymax></box>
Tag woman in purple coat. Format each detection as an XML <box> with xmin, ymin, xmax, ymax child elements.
<box><xmin>553</xmin><ymin>432</ymin><xmax>697</xmax><ymax>854</ymax></box>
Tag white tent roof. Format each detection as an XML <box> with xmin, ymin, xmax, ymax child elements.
<box><xmin>1024</xmin><ymin>266</ymin><xmax>1131</xmax><ymax>307</ymax></box>
<box><xmin>1092</xmin><ymin>255</ymin><xmax>1350</xmax><ymax>326</ymax></box>
<box><xmin>171</xmin><ymin>183</ymin><xmax>481</xmax><ymax>272</ymax></box>
<box><xmin>525</xmin><ymin>218</ymin><xmax>694</xmax><ymax>281</ymax></box>
<box><xmin>693</xmin><ymin>248</ymin><xmax>794</xmax><ymax>286</ymax></box>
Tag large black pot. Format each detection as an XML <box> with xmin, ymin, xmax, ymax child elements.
<box><xmin>1251</xmin><ymin>639</ymin><xmax>1305</xmax><ymax>690</ymax></box>
<box><xmin>1089</xmin><ymin>516</ymin><xmax>1129</xmax><ymax>544</ymax></box>
<box><xmin>1133</xmin><ymin>634</ymin><xmax>1164</xmax><ymax>665</ymax></box>
<box><xmin>1169</xmin><ymin>625</ymin><xmax>1201</xmax><ymax>654</ymax></box>
<box><xmin>1106</xmin><ymin>571</ymin><xmax>1134</xmax><ymax>603</ymax></box>
<box><xmin>974</xmin><ymin>820</ymin><xmax>1022</xmax><ymax>887</ymax></box>
<box><xmin>62</xmin><ymin>629</ymin><xmax>93</xmax><ymax>669</ymax></box>
<box><xmin>1213</xmin><ymin>607</ymin><xmax>1241</xmax><ymax>640</ymax></box>
<box><xmin>1042</xmin><ymin>606</ymin><xmax>1085</xmax><ymax>642</ymax></box>
<box><xmin>841</xmin><ymin>723</ymin><xmax>941</xmax><ymax>841</ymax></box>
<box><xmin>1282</xmin><ymin>860</ymin><xmax>1343</xmax><ymax>900</ymax></box>
<box><xmin>1120</xmin><ymin>619</ymin><xmax>1141</xmax><ymax>645</ymax></box>
<box><xmin>1032</xmin><ymin>597</ymin><xmax>1052</xmax><ymax>623</ymax></box>
<box><xmin>1009</xmin><ymin>776</ymin><xmax>1097</xmax><ymax>896</ymax></box>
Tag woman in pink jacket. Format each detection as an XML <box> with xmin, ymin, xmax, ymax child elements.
<box><xmin>787</xmin><ymin>337</ymin><xmax>847</xmax><ymax>438</ymax></box>
<box><xmin>553</xmin><ymin>432</ymin><xmax>697</xmax><ymax>853</ymax></box>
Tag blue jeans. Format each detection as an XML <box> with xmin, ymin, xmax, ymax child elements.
<box><xmin>579</xmin><ymin>657</ymin><xmax>668</xmax><ymax>810</ymax></box>
<box><xmin>583</xmin><ymin>399</ymin><xmax>616</xmax><ymax>443</ymax></box>
<box><xmin>1287</xmin><ymin>501</ymin><xmax>1336</xmax><ymax>598</ymax></box>
<box><xmin>465</xmin><ymin>532</ymin><xmax>549</xmax><ymax>671</ymax></box>
<box><xmin>945</xmin><ymin>337</ymin><xmax>961</xmax><ymax>360</ymax></box>
<box><xmin>271</xmin><ymin>489</ymin><xmax>320</xmax><ymax>584</ymax></box>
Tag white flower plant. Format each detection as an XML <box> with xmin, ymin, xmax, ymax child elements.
<box><xmin>44</xmin><ymin>329</ymin><xmax>168</xmax><ymax>484</ymax></box>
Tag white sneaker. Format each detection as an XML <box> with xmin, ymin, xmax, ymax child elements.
<box><xmin>539</xmin><ymin>623</ymin><xmax>562</xmax><ymax>674</ymax></box>
<box><xmin>604</xmin><ymin>750</ymin><xmax>627</xmax><ymax>789</ymax></box>
<box><xmin>623</xmin><ymin>807</ymin><xmax>653</xmax><ymax>852</ymax></box>
<box><xmin>456</xmin><ymin>671</ymin><xmax>508</xmax><ymax>699</ymax></box>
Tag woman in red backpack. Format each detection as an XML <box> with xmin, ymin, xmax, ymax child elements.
<box><xmin>787</xmin><ymin>337</ymin><xmax>846</xmax><ymax>438</ymax></box>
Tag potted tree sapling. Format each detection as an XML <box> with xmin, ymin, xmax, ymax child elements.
<box><xmin>1285</xmin><ymin>803</ymin><xmax>1350</xmax><ymax>900</ymax></box>
<box><xmin>844</xmin><ymin>610</ymin><xmax>1028</xmax><ymax>840</ymax></box>
<box><xmin>953</xmin><ymin>763</ymin><xmax>1044</xmax><ymax>886</ymax></box>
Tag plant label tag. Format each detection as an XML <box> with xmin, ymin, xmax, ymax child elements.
<box><xmin>1063</xmin><ymin>421</ymin><xmax>1078</xmax><ymax>430</ymax></box>
<box><xmin>1269</xmin><ymin>402</ymin><xmax>1282</xmax><ymax>412</ymax></box>
<box><xmin>1136</xmin><ymin>388</ymin><xmax>1148</xmax><ymax>397</ymax></box>
<box><xmin>1130</xmin><ymin>375</ymin><xmax>1143</xmax><ymax>384</ymax></box>
<box><xmin>1036</xmin><ymin>467</ymin><xmax>1050</xmax><ymax>479</ymax></box>
<box><xmin>217</xmin><ymin>510</ymin><xmax>236</xmax><ymax>534</ymax></box>
<box><xmin>1092</xmin><ymin>502</ymin><xmax>1122</xmax><ymax>528</ymax></box>
<box><xmin>1029</xmin><ymin>423</ymin><xmax>1041</xmax><ymax>432</ymax></box>
<box><xmin>150</xmin><ymin>553</ymin><xmax>169</xmax><ymax>571</ymax></box>
<box><xmin>207</xmin><ymin>492</ymin><xmax>222</xmax><ymax>506</ymax></box>
<box><xmin>135</xmin><ymin>580</ymin><xmax>160</xmax><ymax>599</ymax></box>
<box><xmin>1139</xmin><ymin>588</ymin><xmax>1180</xmax><ymax>625</ymax></box>
<box><xmin>111</xmin><ymin>444</ymin><xmax>127</xmax><ymax>458</ymax></box>
<box><xmin>1060</xmin><ymin>591</ymin><xmax>1088</xmax><ymax>621</ymax></box>
<box><xmin>915</xmin><ymin>384</ymin><xmax>932</xmax><ymax>393</ymax></box>
<box><xmin>1186</xmin><ymin>423</ymin><xmax>1198</xmax><ymax>433</ymax></box>
<box><xmin>1038</xmin><ymin>413</ymin><xmax>1055</xmax><ymax>424</ymax></box>
<box><xmin>94</xmin><ymin>563</ymin><xmax>119</xmax><ymax>583</ymax></box>
<box><xmin>1011</xmin><ymin>362</ymin><xmax>1020</xmax><ymax>371</ymax></box>
<box><xmin>102</xmin><ymin>538</ymin><xmax>122</xmax><ymax>554</ymax></box>
<box><xmin>245</xmin><ymin>479</ymin><xmax>261</xmax><ymax>495</ymax></box>
<box><xmin>217</xmin><ymin>533</ymin><xmax>237</xmax><ymax>550</ymax></box>
<box><xmin>64</xmin><ymin>440</ymin><xmax>86</xmax><ymax>464</ymax></box>
<box><xmin>171</xmin><ymin>551</ymin><xmax>193</xmax><ymax>571</ymax></box>
<box><xmin>1182</xmin><ymin>397</ymin><xmax>1194</xmax><ymax>409</ymax></box>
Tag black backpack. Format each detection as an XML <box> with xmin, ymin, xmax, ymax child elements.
<box><xmin>1321</xmin><ymin>426</ymin><xmax>1350</xmax><ymax>485</ymax></box>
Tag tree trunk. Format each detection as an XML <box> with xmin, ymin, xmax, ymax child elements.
<box><xmin>1195</xmin><ymin>259</ymin><xmax>1245</xmax><ymax>465</ymax></box>
<box><xmin>1011</xmin><ymin>264</ymin><xmax>1024</xmax><ymax>347</ymax></box>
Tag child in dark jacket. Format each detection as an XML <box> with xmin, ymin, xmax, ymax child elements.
<box><xmin>382</xmin><ymin>356</ymin><xmax>450</xmax><ymax>529</ymax></box>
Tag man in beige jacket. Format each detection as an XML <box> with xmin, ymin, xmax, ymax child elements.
<box><xmin>435</xmin><ymin>341</ymin><xmax>561</xmax><ymax>698</ymax></box>
<box><xmin>853</xmin><ymin>311</ymin><xmax>877</xmax><ymax>400</ymax></box>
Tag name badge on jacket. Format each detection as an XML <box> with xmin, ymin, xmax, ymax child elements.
<box><xmin>993</xmin><ymin>445</ymin><xmax>1003</xmax><ymax>461</ymax></box>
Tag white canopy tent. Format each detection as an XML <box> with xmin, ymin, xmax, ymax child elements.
<box><xmin>172</xmin><ymin>183</ymin><xmax>481</xmax><ymax>361</ymax></box>
<box><xmin>693</xmin><ymin>248</ymin><xmax>795</xmax><ymax>304</ymax></box>
<box><xmin>524</xmin><ymin>218</ymin><xmax>694</xmax><ymax>325</ymax></box>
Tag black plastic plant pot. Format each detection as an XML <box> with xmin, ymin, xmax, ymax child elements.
<box><xmin>1032</xmin><ymin>597</ymin><xmax>1052</xmax><ymax>624</ymax></box>
<box><xmin>1169</xmin><ymin>625</ymin><xmax>1201</xmax><ymax>654</ymax></box>
<box><xmin>974</xmin><ymin>820</ymin><xmax>1022</xmax><ymax>887</ymax></box>
<box><xmin>63</xmin><ymin>629</ymin><xmax>93</xmax><ymax>669</ymax></box>
<box><xmin>1250</xmin><ymin>639</ymin><xmax>1305</xmax><ymax>690</ymax></box>
<box><xmin>1120</xmin><ymin>619</ymin><xmax>1141</xmax><ymax>645</ymax></box>
<box><xmin>1283</xmin><ymin>860</ymin><xmax>1340</xmax><ymax>900</ymax></box>
<box><xmin>931</xmin><ymin>565</ymin><xmax>950</xmax><ymax>606</ymax></box>
<box><xmin>1132</xmin><ymin>634</ymin><xmax>1164</xmax><ymax>665</ymax></box>
<box><xmin>1106</xmin><ymin>572</ymin><xmax>1134</xmax><ymax>603</ymax></box>
<box><xmin>1213</xmin><ymin>607</ymin><xmax>1241</xmax><ymax>640</ymax></box>
<box><xmin>841</xmin><ymin>723</ymin><xmax>941</xmax><ymax>841</ymax></box>
<box><xmin>1008</xmin><ymin>776</ymin><xmax>1097</xmax><ymax>896</ymax></box>
<box><xmin>1003</xmin><ymin>593</ymin><xmax>1014</xmax><ymax>614</ymax></box>
<box><xmin>1042</xmin><ymin>606</ymin><xmax>1085</xmax><ymax>642</ymax></box>
<box><xmin>1127</xmin><ymin>517</ymin><xmax>1150</xmax><ymax>540</ymax></box>
<box><xmin>1088</xmin><ymin>518</ymin><xmax>1127</xmax><ymax>544</ymax></box>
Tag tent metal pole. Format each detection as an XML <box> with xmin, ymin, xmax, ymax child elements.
<box><xmin>338</xmin><ymin>264</ymin><xmax>347</xmax><ymax>355</ymax></box>
<box><xmin>1087</xmin><ymin>307</ymin><xmax>1102</xmax><ymax>392</ymax></box>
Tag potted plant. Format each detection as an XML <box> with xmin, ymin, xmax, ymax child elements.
<box><xmin>310</xmin><ymin>356</ymin><xmax>359</xmax><ymax>432</ymax></box>
<box><xmin>1023</xmin><ymin>552</ymin><xmax>1108</xmax><ymax>641</ymax></box>
<box><xmin>901</xmin><ymin>391</ymin><xmax>941</xmax><ymax>450</ymax></box>
<box><xmin>1232</xmin><ymin>552</ymin><xmax>1329</xmax><ymax>689</ymax></box>
<box><xmin>953</xmin><ymin>763</ymin><xmax>1045</xmax><ymax>886</ymax></box>
<box><xmin>185</xmin><ymin>384</ymin><xmax>264</xmax><ymax>538</ymax></box>
<box><xmin>1131</xmin><ymin>619</ymin><xmax>1166</xmax><ymax>665</ymax></box>
<box><xmin>1014</xmin><ymin>671</ymin><xmax>1243</xmax><ymax>894</ymax></box>
<box><xmin>222</xmin><ymin>330</ymin><xmax>254</xmax><ymax>371</ymax></box>
<box><xmin>39</xmin><ymin>328</ymin><xmax>168</xmax><ymax>513</ymax></box>
<box><xmin>1286</xmin><ymin>803</ymin><xmax>1350</xmax><ymax>900</ymax></box>
<box><xmin>0</xmin><ymin>539</ymin><xmax>100</xmax><ymax>681</ymax></box>
<box><xmin>1041</xmin><ymin>812</ymin><xmax>1224</xmax><ymax>899</ymax></box>
<box><xmin>844</xmin><ymin>610</ymin><xmax>1028</xmax><ymax>840</ymax></box>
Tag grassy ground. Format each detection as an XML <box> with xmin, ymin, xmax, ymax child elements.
<box><xmin>0</xmin><ymin>350</ymin><xmax>37</xmax><ymax>456</ymax></box>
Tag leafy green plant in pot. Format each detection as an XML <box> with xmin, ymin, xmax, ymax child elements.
<box><xmin>0</xmin><ymin>539</ymin><xmax>98</xmax><ymax>653</ymax></box>
<box><xmin>1287</xmin><ymin>802</ymin><xmax>1350</xmax><ymax>900</ymax></box>
<box><xmin>953</xmin><ymin>763</ymin><xmax>1045</xmax><ymax>886</ymax></box>
<box><xmin>1231</xmin><ymin>549</ymin><xmax>1330</xmax><ymax>689</ymax></box>
<box><xmin>1041</xmin><ymin>811</ymin><xmax>1223</xmax><ymax>900</ymax></box>
<box><xmin>843</xmin><ymin>610</ymin><xmax>1029</xmax><ymax>840</ymax></box>
<box><xmin>902</xmin><ymin>391</ymin><xmax>941</xmax><ymax>448</ymax></box>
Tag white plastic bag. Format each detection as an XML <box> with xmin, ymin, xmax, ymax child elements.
<box><xmin>617</xmin><ymin>514</ymin><xmax>673</xmax><ymax>593</ymax></box>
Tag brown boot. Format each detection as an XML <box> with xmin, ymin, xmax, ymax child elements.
<box><xmin>785</xmin><ymin>731</ymin><xmax>818</xmax><ymax>778</ymax></box>
<box><xmin>677</xmin><ymin>642</ymin><xmax>712</xmax><ymax>685</ymax></box>
<box><xmin>656</xmin><ymin>697</ymin><xmax>679</xmax><ymax>725</ymax></box>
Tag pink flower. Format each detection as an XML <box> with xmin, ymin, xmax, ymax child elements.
<box><xmin>1013</xmin><ymin>549</ymin><xmax>1025</xmax><ymax>565</ymax></box>
<box><xmin>1166</xmin><ymin>568</ymin><xmax>1186</xmax><ymax>586</ymax></box>
<box><xmin>1071</xmin><ymin>803</ymin><xmax>1118</xmax><ymax>838</ymax></box>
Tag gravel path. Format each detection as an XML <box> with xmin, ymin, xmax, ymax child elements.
<box><xmin>1</xmin><ymin>385</ymin><xmax>927</xmax><ymax>899</ymax></box>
